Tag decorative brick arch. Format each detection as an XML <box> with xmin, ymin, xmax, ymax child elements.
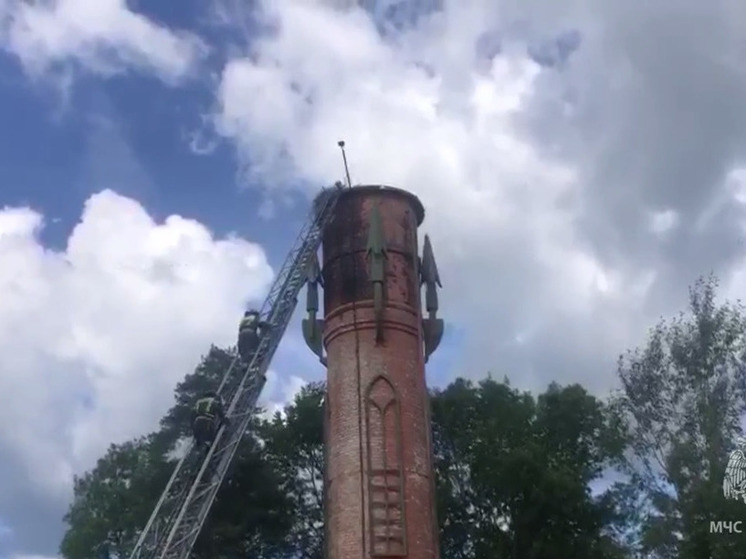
<box><xmin>365</xmin><ymin>374</ymin><xmax>407</xmax><ymax>557</ymax></box>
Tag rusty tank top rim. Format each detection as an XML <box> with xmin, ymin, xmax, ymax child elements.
<box><xmin>323</xmin><ymin>184</ymin><xmax>425</xmax><ymax>225</ymax></box>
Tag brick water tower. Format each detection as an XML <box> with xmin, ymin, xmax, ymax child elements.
<box><xmin>303</xmin><ymin>184</ymin><xmax>444</xmax><ymax>559</ymax></box>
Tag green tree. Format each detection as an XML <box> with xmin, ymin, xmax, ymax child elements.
<box><xmin>194</xmin><ymin>430</ymin><xmax>293</xmax><ymax>559</ymax></box>
<box><xmin>60</xmin><ymin>347</ymin><xmax>291</xmax><ymax>559</ymax></box>
<box><xmin>254</xmin><ymin>376</ymin><xmax>632</xmax><ymax>559</ymax></box>
<box><xmin>613</xmin><ymin>276</ymin><xmax>746</xmax><ymax>558</ymax></box>
<box><xmin>432</xmin><ymin>377</ymin><xmax>630</xmax><ymax>559</ymax></box>
<box><xmin>60</xmin><ymin>436</ymin><xmax>171</xmax><ymax>559</ymax></box>
<box><xmin>61</xmin><ymin>347</ymin><xmax>633</xmax><ymax>559</ymax></box>
<box><xmin>257</xmin><ymin>382</ymin><xmax>326</xmax><ymax>559</ymax></box>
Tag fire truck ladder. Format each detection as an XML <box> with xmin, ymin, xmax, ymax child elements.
<box><xmin>128</xmin><ymin>185</ymin><xmax>342</xmax><ymax>559</ymax></box>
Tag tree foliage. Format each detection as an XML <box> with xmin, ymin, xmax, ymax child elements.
<box><xmin>60</xmin><ymin>436</ymin><xmax>170</xmax><ymax>559</ymax></box>
<box><xmin>257</xmin><ymin>383</ymin><xmax>326</xmax><ymax>559</ymax></box>
<box><xmin>61</xmin><ymin>276</ymin><xmax>746</xmax><ymax>559</ymax></box>
<box><xmin>61</xmin><ymin>355</ymin><xmax>632</xmax><ymax>558</ymax></box>
<box><xmin>613</xmin><ymin>275</ymin><xmax>746</xmax><ymax>558</ymax></box>
<box><xmin>432</xmin><ymin>377</ymin><xmax>629</xmax><ymax>559</ymax></box>
<box><xmin>60</xmin><ymin>346</ymin><xmax>290</xmax><ymax>559</ymax></box>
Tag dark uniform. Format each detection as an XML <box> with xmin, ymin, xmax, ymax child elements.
<box><xmin>192</xmin><ymin>392</ymin><xmax>226</xmax><ymax>448</ymax></box>
<box><xmin>238</xmin><ymin>310</ymin><xmax>272</xmax><ymax>364</ymax></box>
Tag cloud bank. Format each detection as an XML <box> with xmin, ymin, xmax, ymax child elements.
<box><xmin>0</xmin><ymin>190</ymin><xmax>272</xmax><ymax>554</ymax></box>
<box><xmin>0</xmin><ymin>0</ymin><xmax>205</xmax><ymax>82</ymax></box>
<box><xmin>209</xmin><ymin>1</ymin><xmax>656</xmax><ymax>390</ymax></box>
<box><xmin>200</xmin><ymin>0</ymin><xmax>746</xmax><ymax>392</ymax></box>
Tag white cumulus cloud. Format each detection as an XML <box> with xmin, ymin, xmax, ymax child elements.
<box><xmin>0</xmin><ymin>0</ymin><xmax>205</xmax><ymax>82</ymax></box>
<box><xmin>0</xmin><ymin>190</ymin><xmax>272</xmax><ymax>521</ymax></box>
<box><xmin>209</xmin><ymin>0</ymin><xmax>657</xmax><ymax>392</ymax></box>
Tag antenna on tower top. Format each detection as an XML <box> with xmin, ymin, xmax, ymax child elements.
<box><xmin>337</xmin><ymin>140</ymin><xmax>353</xmax><ymax>189</ymax></box>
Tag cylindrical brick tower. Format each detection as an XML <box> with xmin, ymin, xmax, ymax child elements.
<box><xmin>320</xmin><ymin>185</ymin><xmax>440</xmax><ymax>559</ymax></box>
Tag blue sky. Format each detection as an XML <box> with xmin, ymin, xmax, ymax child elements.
<box><xmin>0</xmin><ymin>40</ymin><xmax>269</xmax><ymax>252</ymax></box>
<box><xmin>3</xmin><ymin>1</ymin><xmax>746</xmax><ymax>558</ymax></box>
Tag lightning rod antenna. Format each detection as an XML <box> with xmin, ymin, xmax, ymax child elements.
<box><xmin>337</xmin><ymin>140</ymin><xmax>353</xmax><ymax>189</ymax></box>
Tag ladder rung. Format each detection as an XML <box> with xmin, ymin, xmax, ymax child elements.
<box><xmin>128</xmin><ymin>189</ymin><xmax>341</xmax><ymax>559</ymax></box>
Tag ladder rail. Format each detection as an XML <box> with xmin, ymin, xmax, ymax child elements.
<box><xmin>158</xmin><ymin>374</ymin><xmax>265</xmax><ymax>558</ymax></box>
<box><xmin>157</xmin><ymin>187</ymin><xmax>340</xmax><ymax>558</ymax></box>
<box><xmin>129</xmin><ymin>358</ymin><xmax>240</xmax><ymax>559</ymax></box>
<box><xmin>127</xmin><ymin>185</ymin><xmax>341</xmax><ymax>559</ymax></box>
<box><xmin>129</xmin><ymin>440</ymin><xmax>192</xmax><ymax>553</ymax></box>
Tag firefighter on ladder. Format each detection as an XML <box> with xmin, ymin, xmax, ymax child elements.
<box><xmin>191</xmin><ymin>391</ymin><xmax>227</xmax><ymax>450</ymax></box>
<box><xmin>237</xmin><ymin>309</ymin><xmax>273</xmax><ymax>367</ymax></box>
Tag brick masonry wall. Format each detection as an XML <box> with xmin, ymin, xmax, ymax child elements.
<box><xmin>322</xmin><ymin>187</ymin><xmax>440</xmax><ymax>559</ymax></box>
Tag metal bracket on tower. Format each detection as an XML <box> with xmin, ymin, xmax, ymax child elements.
<box><xmin>302</xmin><ymin>251</ymin><xmax>326</xmax><ymax>365</ymax></box>
<box><xmin>366</xmin><ymin>203</ymin><xmax>388</xmax><ymax>343</ymax></box>
<box><xmin>420</xmin><ymin>234</ymin><xmax>443</xmax><ymax>362</ymax></box>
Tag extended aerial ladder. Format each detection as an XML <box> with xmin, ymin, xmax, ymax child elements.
<box><xmin>128</xmin><ymin>184</ymin><xmax>342</xmax><ymax>559</ymax></box>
